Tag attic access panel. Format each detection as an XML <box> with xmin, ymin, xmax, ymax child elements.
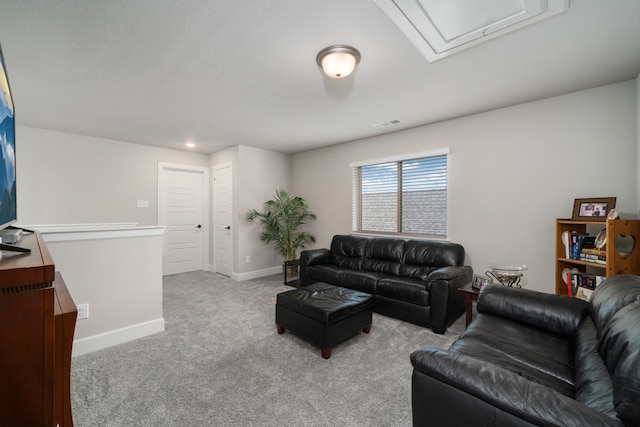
<box><xmin>373</xmin><ymin>0</ymin><xmax>568</xmax><ymax>61</ymax></box>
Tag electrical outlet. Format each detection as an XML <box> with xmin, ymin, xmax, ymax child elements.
<box><xmin>245</xmin><ymin>255</ymin><xmax>250</xmax><ymax>263</ymax></box>
<box><xmin>77</xmin><ymin>303</ymin><xmax>89</xmax><ymax>320</ymax></box>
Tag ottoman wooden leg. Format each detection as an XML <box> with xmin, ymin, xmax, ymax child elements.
<box><xmin>363</xmin><ymin>325</ymin><xmax>371</xmax><ymax>334</ymax></box>
<box><xmin>321</xmin><ymin>347</ymin><xmax>332</xmax><ymax>359</ymax></box>
<box><xmin>277</xmin><ymin>325</ymin><xmax>285</xmax><ymax>334</ymax></box>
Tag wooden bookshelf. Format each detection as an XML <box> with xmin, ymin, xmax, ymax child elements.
<box><xmin>555</xmin><ymin>218</ymin><xmax>640</xmax><ymax>295</ymax></box>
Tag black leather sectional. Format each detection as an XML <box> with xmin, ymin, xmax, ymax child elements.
<box><xmin>411</xmin><ymin>274</ymin><xmax>640</xmax><ymax>426</ymax></box>
<box><xmin>299</xmin><ymin>234</ymin><xmax>473</xmax><ymax>334</ymax></box>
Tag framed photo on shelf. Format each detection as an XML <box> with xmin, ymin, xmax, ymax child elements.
<box><xmin>471</xmin><ymin>274</ymin><xmax>492</xmax><ymax>290</ymax></box>
<box><xmin>572</xmin><ymin>197</ymin><xmax>616</xmax><ymax>222</ymax></box>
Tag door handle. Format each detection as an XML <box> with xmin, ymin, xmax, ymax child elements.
<box><xmin>196</xmin><ymin>225</ymin><xmax>202</xmax><ymax>229</ymax></box>
<box><xmin>224</xmin><ymin>226</ymin><xmax>231</xmax><ymax>230</ymax></box>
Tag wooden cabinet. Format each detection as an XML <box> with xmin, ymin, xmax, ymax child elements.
<box><xmin>555</xmin><ymin>218</ymin><xmax>640</xmax><ymax>295</ymax></box>
<box><xmin>0</xmin><ymin>232</ymin><xmax>77</xmax><ymax>426</ymax></box>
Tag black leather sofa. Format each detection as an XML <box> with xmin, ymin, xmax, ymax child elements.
<box><xmin>411</xmin><ymin>274</ymin><xmax>640</xmax><ymax>426</ymax></box>
<box><xmin>299</xmin><ymin>234</ymin><xmax>473</xmax><ymax>334</ymax></box>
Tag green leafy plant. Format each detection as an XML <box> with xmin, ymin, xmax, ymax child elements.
<box><xmin>245</xmin><ymin>189</ymin><xmax>316</xmax><ymax>261</ymax></box>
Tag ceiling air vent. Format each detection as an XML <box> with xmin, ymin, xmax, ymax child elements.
<box><xmin>372</xmin><ymin>0</ymin><xmax>569</xmax><ymax>62</ymax></box>
<box><xmin>371</xmin><ymin>119</ymin><xmax>401</xmax><ymax>129</ymax></box>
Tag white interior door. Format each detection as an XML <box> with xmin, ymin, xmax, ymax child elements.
<box><xmin>214</xmin><ymin>162</ymin><xmax>233</xmax><ymax>277</ymax></box>
<box><xmin>158</xmin><ymin>163</ymin><xmax>209</xmax><ymax>276</ymax></box>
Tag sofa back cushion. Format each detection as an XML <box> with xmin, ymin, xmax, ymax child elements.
<box><xmin>362</xmin><ymin>237</ymin><xmax>404</xmax><ymax>276</ymax></box>
<box><xmin>589</xmin><ymin>274</ymin><xmax>640</xmax><ymax>426</ymax></box>
<box><xmin>398</xmin><ymin>240</ymin><xmax>465</xmax><ymax>279</ymax></box>
<box><xmin>330</xmin><ymin>235</ymin><xmax>367</xmax><ymax>270</ymax></box>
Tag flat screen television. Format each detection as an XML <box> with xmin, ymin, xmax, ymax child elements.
<box><xmin>0</xmin><ymin>44</ymin><xmax>16</xmax><ymax>229</ymax></box>
<box><xmin>0</xmin><ymin>43</ymin><xmax>29</xmax><ymax>253</ymax></box>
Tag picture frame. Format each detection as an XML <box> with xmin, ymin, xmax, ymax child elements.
<box><xmin>471</xmin><ymin>274</ymin><xmax>492</xmax><ymax>290</ymax></box>
<box><xmin>571</xmin><ymin>197</ymin><xmax>616</xmax><ymax>222</ymax></box>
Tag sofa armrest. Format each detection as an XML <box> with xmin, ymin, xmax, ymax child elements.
<box><xmin>301</xmin><ymin>248</ymin><xmax>332</xmax><ymax>267</ymax></box>
<box><xmin>477</xmin><ymin>284</ymin><xmax>589</xmax><ymax>337</ymax></box>
<box><xmin>299</xmin><ymin>249</ymin><xmax>332</xmax><ymax>286</ymax></box>
<box><xmin>411</xmin><ymin>347</ymin><xmax>622</xmax><ymax>427</ymax></box>
<box><xmin>427</xmin><ymin>265</ymin><xmax>473</xmax><ymax>282</ymax></box>
<box><xmin>427</xmin><ymin>266</ymin><xmax>473</xmax><ymax>334</ymax></box>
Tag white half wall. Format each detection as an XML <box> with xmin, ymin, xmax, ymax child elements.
<box><xmin>32</xmin><ymin>224</ymin><xmax>165</xmax><ymax>357</ymax></box>
<box><xmin>292</xmin><ymin>80</ymin><xmax>639</xmax><ymax>294</ymax></box>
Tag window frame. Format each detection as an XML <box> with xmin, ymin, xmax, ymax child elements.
<box><xmin>350</xmin><ymin>148</ymin><xmax>450</xmax><ymax>239</ymax></box>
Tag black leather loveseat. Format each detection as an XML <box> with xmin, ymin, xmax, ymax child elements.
<box><xmin>299</xmin><ymin>234</ymin><xmax>473</xmax><ymax>334</ymax></box>
<box><xmin>411</xmin><ymin>274</ymin><xmax>640</xmax><ymax>426</ymax></box>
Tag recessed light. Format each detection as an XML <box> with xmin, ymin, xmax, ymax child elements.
<box><xmin>185</xmin><ymin>142</ymin><xmax>196</xmax><ymax>148</ymax></box>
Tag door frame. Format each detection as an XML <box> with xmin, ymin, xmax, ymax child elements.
<box><xmin>157</xmin><ymin>162</ymin><xmax>210</xmax><ymax>273</ymax></box>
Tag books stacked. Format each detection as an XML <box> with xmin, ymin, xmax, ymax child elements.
<box><xmin>565</xmin><ymin>232</ymin><xmax>605</xmax><ymax>264</ymax></box>
<box><xmin>580</xmin><ymin>248</ymin><xmax>606</xmax><ymax>265</ymax></box>
<box><xmin>565</xmin><ymin>272</ymin><xmax>604</xmax><ymax>301</ymax></box>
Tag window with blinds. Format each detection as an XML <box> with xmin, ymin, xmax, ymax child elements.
<box><xmin>351</xmin><ymin>149</ymin><xmax>448</xmax><ymax>238</ymax></box>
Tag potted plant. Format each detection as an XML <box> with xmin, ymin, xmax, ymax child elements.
<box><xmin>245</xmin><ymin>189</ymin><xmax>316</xmax><ymax>278</ymax></box>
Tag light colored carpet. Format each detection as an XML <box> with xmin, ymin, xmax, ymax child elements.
<box><xmin>71</xmin><ymin>271</ymin><xmax>464</xmax><ymax>426</ymax></box>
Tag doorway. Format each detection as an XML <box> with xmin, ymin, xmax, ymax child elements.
<box><xmin>158</xmin><ymin>162</ymin><xmax>209</xmax><ymax>275</ymax></box>
<box><xmin>213</xmin><ymin>162</ymin><xmax>233</xmax><ymax>277</ymax></box>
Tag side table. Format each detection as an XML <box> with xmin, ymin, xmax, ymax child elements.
<box><xmin>283</xmin><ymin>259</ymin><xmax>300</xmax><ymax>287</ymax></box>
<box><xmin>458</xmin><ymin>283</ymin><xmax>480</xmax><ymax>327</ymax></box>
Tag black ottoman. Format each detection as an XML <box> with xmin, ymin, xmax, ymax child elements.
<box><xmin>275</xmin><ymin>282</ymin><xmax>373</xmax><ymax>359</ymax></box>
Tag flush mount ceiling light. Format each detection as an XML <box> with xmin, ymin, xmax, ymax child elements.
<box><xmin>316</xmin><ymin>45</ymin><xmax>361</xmax><ymax>78</ymax></box>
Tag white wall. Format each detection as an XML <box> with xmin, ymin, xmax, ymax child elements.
<box><xmin>292</xmin><ymin>80</ymin><xmax>638</xmax><ymax>294</ymax></box>
<box><xmin>42</xmin><ymin>228</ymin><xmax>164</xmax><ymax>356</ymax></box>
<box><xmin>16</xmin><ymin>80</ymin><xmax>639</xmax><ymax>293</ymax></box>
<box><xmin>211</xmin><ymin>144</ymin><xmax>290</xmax><ymax>278</ymax></box>
<box><xmin>16</xmin><ymin>126</ymin><xmax>209</xmax><ymax>225</ymax></box>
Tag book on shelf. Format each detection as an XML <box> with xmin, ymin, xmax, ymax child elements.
<box><xmin>566</xmin><ymin>233</ymin><xmax>596</xmax><ymax>260</ymax></box>
<box><xmin>574</xmin><ymin>287</ymin><xmax>593</xmax><ymax>302</ymax></box>
<box><xmin>565</xmin><ymin>272</ymin><xmax>604</xmax><ymax>301</ymax></box>
<box><xmin>579</xmin><ymin>255</ymin><xmax>606</xmax><ymax>264</ymax></box>
<box><xmin>581</xmin><ymin>248</ymin><xmax>606</xmax><ymax>256</ymax></box>
<box><xmin>579</xmin><ymin>248</ymin><xmax>606</xmax><ymax>264</ymax></box>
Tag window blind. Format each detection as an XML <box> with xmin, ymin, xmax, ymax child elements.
<box><xmin>352</xmin><ymin>151</ymin><xmax>448</xmax><ymax>237</ymax></box>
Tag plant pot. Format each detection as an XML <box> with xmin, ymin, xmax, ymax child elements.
<box><xmin>283</xmin><ymin>260</ymin><xmax>300</xmax><ymax>285</ymax></box>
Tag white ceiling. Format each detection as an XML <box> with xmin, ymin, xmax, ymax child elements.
<box><xmin>0</xmin><ymin>0</ymin><xmax>639</xmax><ymax>154</ymax></box>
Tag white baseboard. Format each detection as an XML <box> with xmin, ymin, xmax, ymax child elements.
<box><xmin>72</xmin><ymin>318</ymin><xmax>165</xmax><ymax>357</ymax></box>
<box><xmin>232</xmin><ymin>266</ymin><xmax>281</xmax><ymax>281</ymax></box>
<box><xmin>207</xmin><ymin>264</ymin><xmax>280</xmax><ymax>281</ymax></box>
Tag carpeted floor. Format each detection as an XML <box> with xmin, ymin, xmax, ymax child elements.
<box><xmin>71</xmin><ymin>271</ymin><xmax>464</xmax><ymax>426</ymax></box>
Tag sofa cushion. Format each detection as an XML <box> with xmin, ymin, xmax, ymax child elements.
<box><xmin>305</xmin><ymin>264</ymin><xmax>384</xmax><ymax>294</ymax></box>
<box><xmin>361</xmin><ymin>237</ymin><xmax>404</xmax><ymax>276</ymax></box>
<box><xmin>377</xmin><ymin>277</ymin><xmax>430</xmax><ymax>306</ymax></box>
<box><xmin>339</xmin><ymin>270</ymin><xmax>387</xmax><ymax>294</ymax></box>
<box><xmin>403</xmin><ymin>239</ymin><xmax>464</xmax><ymax>267</ymax></box>
<box><xmin>478</xmin><ymin>284</ymin><xmax>588</xmax><ymax>338</ymax></box>
<box><xmin>305</xmin><ymin>265</ymin><xmax>349</xmax><ymax>286</ymax></box>
<box><xmin>589</xmin><ymin>275</ymin><xmax>640</xmax><ymax>426</ymax></box>
<box><xmin>450</xmin><ymin>313</ymin><xmax>575</xmax><ymax>397</ymax></box>
<box><xmin>590</xmin><ymin>274</ymin><xmax>640</xmax><ymax>332</ymax></box>
<box><xmin>574</xmin><ymin>316</ymin><xmax>617</xmax><ymax>419</ymax></box>
<box><xmin>330</xmin><ymin>235</ymin><xmax>367</xmax><ymax>270</ymax></box>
